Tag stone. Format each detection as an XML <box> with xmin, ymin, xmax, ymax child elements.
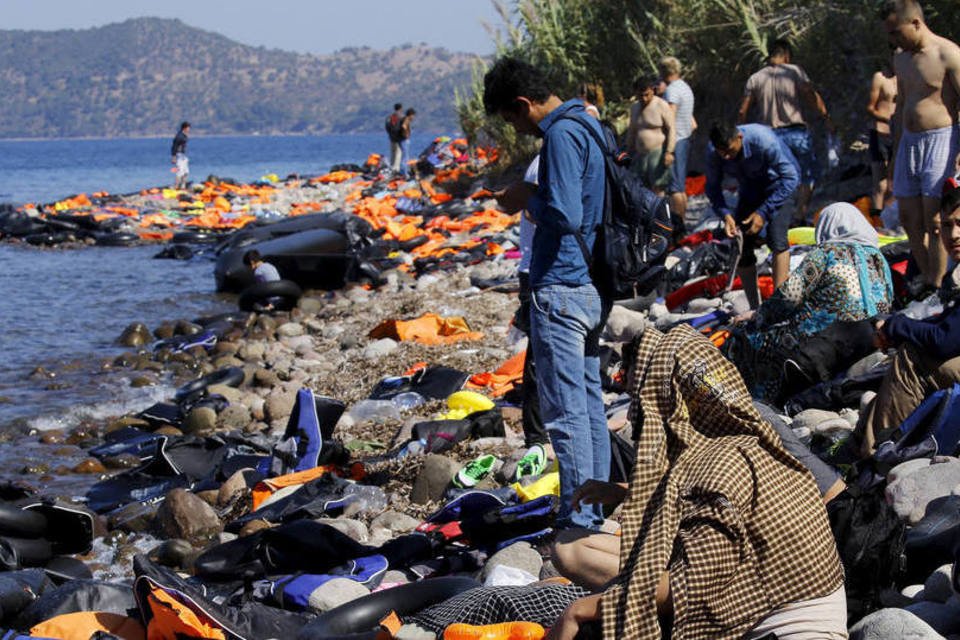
<box><xmin>323</xmin><ymin>518</ymin><xmax>369</xmax><ymax>543</ymax></box>
<box><xmin>108</xmin><ymin>502</ymin><xmax>158</xmax><ymax>533</ymax></box>
<box><xmin>196</xmin><ymin>490</ymin><xmax>219</xmax><ymax>507</ymax></box>
<box><xmin>339</xmin><ymin>334</ymin><xmax>359</xmax><ymax>351</ymax></box>
<box><xmin>217</xmin><ymin>468</ymin><xmax>257</xmax><ymax>506</ymax></box>
<box><xmin>183</xmin><ymin>407</ymin><xmax>217</xmax><ymax>435</ymax></box>
<box><xmin>103</xmin><ymin>453</ymin><xmax>142</xmax><ymax>470</ymax></box>
<box><xmin>792</xmin><ymin>409</ymin><xmax>851</xmax><ymax>435</ymax></box>
<box><xmin>265</xmin><ymin>389</ymin><xmax>297</xmax><ymax>422</ymax></box>
<box><xmin>118</xmin><ymin>322</ymin><xmax>153</xmax><ymax>347</ymax></box>
<box><xmin>481</xmin><ymin>542</ymin><xmax>543</xmax><ymax>581</ymax></box>
<box><xmin>370</xmin><ymin>511</ymin><xmax>419</xmax><ymax>535</ymax></box>
<box><xmin>603</xmin><ymin>305</ymin><xmax>650</xmax><ymax>343</ymax></box>
<box><xmin>153</xmin><ymin>323</ymin><xmax>176</xmax><ymax>340</ymax></box>
<box><xmin>887</xmin><ymin>459</ymin><xmax>960</xmax><ymax>524</ymax></box>
<box><xmin>285</xmin><ymin>336</ymin><xmax>314</xmax><ymax>355</ymax></box>
<box><xmin>72</xmin><ymin>458</ymin><xmax>106</xmax><ymax>474</ymax></box>
<box><xmin>903</xmin><ymin>584</ymin><xmax>926</xmax><ymax>599</ymax></box>
<box><xmin>213</xmin><ymin>356</ymin><xmax>245</xmax><ymax>370</ymax></box>
<box><xmin>849</xmin><ymin>608</ymin><xmax>944</xmax><ymax>640</ymax></box>
<box><xmin>175</xmin><ymin>320</ymin><xmax>202</xmax><ymax>336</ymax></box>
<box><xmin>155</xmin><ymin>426</ymin><xmax>184</xmax><ymax>437</ymax></box>
<box><xmin>206</xmin><ymin>384</ymin><xmax>243</xmax><ymax>405</ymax></box>
<box><xmin>277</xmin><ymin>322</ymin><xmax>305</xmax><ymax>338</ymax></box>
<box><xmin>925</xmin><ymin>565</ymin><xmax>956</xmax><ymax>603</ymax></box>
<box><xmin>239</xmin><ymin>519</ymin><xmax>273</xmax><ymax>537</ymax></box>
<box><xmin>238</xmin><ymin>341</ymin><xmax>267</xmax><ymax>362</ymax></box>
<box><xmin>889</xmin><ymin>459</ymin><xmax>935</xmax><ymax>485</ymax></box>
<box><xmin>381</xmin><ymin>570</ymin><xmax>411</xmax><ymax>586</ymax></box>
<box><xmin>298</xmin><ymin>297</ymin><xmax>324</xmax><ymax>314</ymax></box>
<box><xmin>306</xmin><ymin>578</ymin><xmax>369</xmax><ymax>613</ymax></box>
<box><xmin>151</xmin><ymin>538</ymin><xmax>195</xmax><ymax>568</ymax></box>
<box><xmin>410</xmin><ymin>454</ymin><xmax>459</xmax><ymax>504</ymax></box>
<box><xmin>363</xmin><ymin>338</ymin><xmax>398</xmax><ymax>359</ymax></box>
<box><xmin>130</xmin><ymin>375</ymin><xmax>155</xmax><ymax>388</ymax></box>
<box><xmin>687</xmin><ymin>297</ymin><xmax>721</xmax><ymax>313</ymax></box>
<box><xmin>905</xmin><ymin>600</ymin><xmax>960</xmax><ymax>636</ymax></box>
<box><xmin>156</xmin><ymin>489</ymin><xmax>222</xmax><ymax>543</ymax></box>
<box><xmin>254</xmin><ymin>368</ymin><xmax>281</xmax><ymax>388</ymax></box>
<box><xmin>106</xmin><ymin>416</ymin><xmax>151</xmax><ymax>432</ymax></box>
<box><xmin>212</xmin><ymin>341</ymin><xmax>240</xmax><ymax>357</ymax></box>
<box><xmin>322</xmin><ymin>323</ymin><xmax>345</xmax><ymax>339</ymax></box>
<box><xmin>218</xmin><ymin>404</ymin><xmax>252</xmax><ymax>430</ymax></box>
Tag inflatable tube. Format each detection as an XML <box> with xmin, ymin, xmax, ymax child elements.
<box><xmin>175</xmin><ymin>367</ymin><xmax>245</xmax><ymax>402</ymax></box>
<box><xmin>0</xmin><ymin>537</ymin><xmax>53</xmax><ymax>569</ymax></box>
<box><xmin>0</xmin><ymin>504</ymin><xmax>48</xmax><ymax>539</ymax></box>
<box><xmin>194</xmin><ymin>312</ymin><xmax>251</xmax><ymax>328</ymax></box>
<box><xmin>95</xmin><ymin>232</ymin><xmax>139</xmax><ymax>247</ymax></box>
<box><xmin>297</xmin><ymin>576</ymin><xmax>480</xmax><ymax>640</ymax></box>
<box><xmin>172</xmin><ymin>230</ymin><xmax>223</xmax><ymax>244</ymax></box>
<box><xmin>238</xmin><ymin>279</ymin><xmax>302</xmax><ymax>312</ymax></box>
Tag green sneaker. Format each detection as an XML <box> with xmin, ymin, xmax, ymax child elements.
<box><xmin>515</xmin><ymin>444</ymin><xmax>547</xmax><ymax>481</ymax></box>
<box><xmin>454</xmin><ymin>454</ymin><xmax>498</xmax><ymax>488</ymax></box>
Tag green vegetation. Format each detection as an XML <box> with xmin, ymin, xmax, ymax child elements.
<box><xmin>459</xmin><ymin>0</ymin><xmax>960</xmax><ymax>162</ymax></box>
<box><xmin>0</xmin><ymin>18</ymin><xmax>477</xmax><ymax>138</ymax></box>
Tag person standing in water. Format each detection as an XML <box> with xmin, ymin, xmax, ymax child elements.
<box><xmin>171</xmin><ymin>121</ymin><xmax>190</xmax><ymax>190</ymax></box>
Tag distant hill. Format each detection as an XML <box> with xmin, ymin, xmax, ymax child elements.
<box><xmin>0</xmin><ymin>17</ymin><xmax>480</xmax><ymax>138</ymax></box>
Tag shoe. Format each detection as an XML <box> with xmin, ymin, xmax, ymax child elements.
<box><xmin>443</xmin><ymin>622</ymin><xmax>545</xmax><ymax>640</ymax></box>
<box><xmin>515</xmin><ymin>444</ymin><xmax>547</xmax><ymax>481</ymax></box>
<box><xmin>453</xmin><ymin>454</ymin><xmax>497</xmax><ymax>488</ymax></box>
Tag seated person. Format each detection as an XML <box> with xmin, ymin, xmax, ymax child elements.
<box><xmin>243</xmin><ymin>249</ymin><xmax>281</xmax><ymax>283</ymax></box>
<box><xmin>548</xmin><ymin>324</ymin><xmax>846</xmax><ymax>640</ymax></box>
<box><xmin>854</xmin><ymin>179</ymin><xmax>960</xmax><ymax>457</ymax></box>
<box><xmin>724</xmin><ymin>201</ymin><xmax>893</xmax><ymax>402</ymax></box>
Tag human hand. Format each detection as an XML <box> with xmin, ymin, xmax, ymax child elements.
<box><xmin>545</xmin><ymin>594</ymin><xmax>603</xmax><ymax>640</ymax></box>
<box><xmin>724</xmin><ymin>214</ymin><xmax>738</xmax><ymax>238</ymax></box>
<box><xmin>664</xmin><ymin>151</ymin><xmax>675</xmax><ymax>168</ymax></box>
<box><xmin>741</xmin><ymin>212</ymin><xmax>765</xmax><ymax>236</ymax></box>
<box><xmin>873</xmin><ymin>319</ymin><xmax>888</xmax><ymax>350</ymax></box>
<box><xmin>571</xmin><ymin>479</ymin><xmax>627</xmax><ymax>513</ymax></box>
<box><xmin>733</xmin><ymin>310</ymin><xmax>756</xmax><ymax>325</ymax></box>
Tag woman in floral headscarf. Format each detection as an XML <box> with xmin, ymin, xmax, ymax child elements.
<box><xmin>725</xmin><ymin>201</ymin><xmax>894</xmax><ymax>401</ymax></box>
<box><xmin>547</xmin><ymin>325</ymin><xmax>845</xmax><ymax>640</ymax></box>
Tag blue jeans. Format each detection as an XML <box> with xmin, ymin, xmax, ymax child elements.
<box><xmin>399</xmin><ymin>139</ymin><xmax>411</xmax><ymax>176</ymax></box>
<box><xmin>774</xmin><ymin>125</ymin><xmax>819</xmax><ymax>185</ymax></box>
<box><xmin>667</xmin><ymin>136</ymin><xmax>691</xmax><ymax>194</ymax></box>
<box><xmin>529</xmin><ymin>283</ymin><xmax>610</xmax><ymax>529</ymax></box>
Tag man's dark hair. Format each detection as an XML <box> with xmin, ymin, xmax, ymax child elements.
<box><xmin>942</xmin><ymin>177</ymin><xmax>960</xmax><ymax>215</ymax></box>
<box><xmin>180</xmin><ymin>121</ymin><xmax>190</xmax><ymax>131</ymax></box>
<box><xmin>394</xmin><ymin>103</ymin><xmax>402</xmax><ymax>111</ymax></box>
<box><xmin>769</xmin><ymin>38</ymin><xmax>793</xmax><ymax>59</ymax></box>
<box><xmin>406</xmin><ymin>108</ymin><xmax>416</xmax><ymax>116</ymax></box>
<box><xmin>709</xmin><ymin>121</ymin><xmax>739</xmax><ymax>150</ymax></box>
<box><xmin>483</xmin><ymin>57</ymin><xmax>552</xmax><ymax>115</ymax></box>
<box><xmin>243</xmin><ymin>249</ymin><xmax>262</xmax><ymax>267</ymax></box>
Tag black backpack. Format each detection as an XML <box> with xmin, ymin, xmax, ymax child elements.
<box><xmin>827</xmin><ymin>484</ymin><xmax>906</xmax><ymax>624</ymax></box>
<box><xmin>385</xmin><ymin>113</ymin><xmax>404</xmax><ymax>142</ymax></box>
<box><xmin>561</xmin><ymin>114</ymin><xmax>673</xmax><ymax>300</ymax></box>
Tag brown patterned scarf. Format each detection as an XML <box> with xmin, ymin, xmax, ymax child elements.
<box><xmin>600</xmin><ymin>325</ymin><xmax>843</xmax><ymax>639</ymax></box>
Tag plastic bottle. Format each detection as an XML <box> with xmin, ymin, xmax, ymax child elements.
<box><xmin>343</xmin><ymin>484</ymin><xmax>388</xmax><ymax>515</ymax></box>
<box><xmin>391</xmin><ymin>392</ymin><xmax>426</xmax><ymax>410</ymax></box>
<box><xmin>348</xmin><ymin>400</ymin><xmax>401</xmax><ymax>423</ymax></box>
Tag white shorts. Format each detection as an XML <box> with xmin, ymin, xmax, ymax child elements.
<box><xmin>893</xmin><ymin>124</ymin><xmax>959</xmax><ymax>198</ymax></box>
<box><xmin>744</xmin><ymin>586</ymin><xmax>848</xmax><ymax>640</ymax></box>
<box><xmin>175</xmin><ymin>153</ymin><xmax>189</xmax><ymax>178</ymax></box>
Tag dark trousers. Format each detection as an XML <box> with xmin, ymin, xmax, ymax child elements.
<box><xmin>518</xmin><ymin>273</ymin><xmax>548</xmax><ymax>447</ymax></box>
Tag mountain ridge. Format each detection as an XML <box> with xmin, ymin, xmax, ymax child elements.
<box><xmin>0</xmin><ymin>17</ymin><xmax>479</xmax><ymax>138</ymax></box>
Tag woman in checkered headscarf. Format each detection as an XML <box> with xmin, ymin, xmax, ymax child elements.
<box><xmin>547</xmin><ymin>324</ymin><xmax>846</xmax><ymax>640</ymax></box>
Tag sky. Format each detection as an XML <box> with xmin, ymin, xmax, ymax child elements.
<box><xmin>2</xmin><ymin>0</ymin><xmax>507</xmax><ymax>55</ymax></box>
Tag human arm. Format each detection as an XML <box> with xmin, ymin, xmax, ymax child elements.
<box><xmin>801</xmin><ymin>83</ymin><xmax>834</xmax><ymax>132</ymax></box>
<box><xmin>757</xmin><ymin>134</ymin><xmax>801</xmax><ymax>221</ymax></box>
<box><xmin>662</xmin><ymin>101</ymin><xmax>677</xmax><ymax>167</ymax></box>
<box><xmin>571</xmin><ymin>479</ymin><xmax>628</xmax><ymax>513</ymax></box>
<box><xmin>546</xmin><ymin>575</ymin><xmax>671</xmax><ymax>640</ymax></box>
<box><xmin>493</xmin><ymin>181</ymin><xmax>536</xmax><ymax>214</ymax></box>
<box><xmin>705</xmin><ymin>149</ymin><xmax>733</xmax><ymax>219</ymax></box>
<box><xmin>690</xmin><ymin>114</ymin><xmax>698</xmax><ymax>134</ymax></box>
<box><xmin>756</xmin><ymin>248</ymin><xmax>825</xmax><ymax>326</ymax></box>
<box><xmin>737</xmin><ymin>94</ymin><xmax>753</xmax><ymax>124</ymax></box>
<box><xmin>883</xmin><ymin>304</ymin><xmax>960</xmax><ymax>359</ymax></box>
<box><xmin>866</xmin><ymin>73</ymin><xmax>890</xmax><ymax>124</ymax></box>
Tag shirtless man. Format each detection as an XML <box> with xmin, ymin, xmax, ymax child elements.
<box><xmin>883</xmin><ymin>0</ymin><xmax>960</xmax><ymax>289</ymax></box>
<box><xmin>867</xmin><ymin>56</ymin><xmax>898</xmax><ymax>222</ymax></box>
<box><xmin>626</xmin><ymin>76</ymin><xmax>676</xmax><ymax>195</ymax></box>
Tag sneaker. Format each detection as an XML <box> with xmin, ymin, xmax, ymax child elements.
<box><xmin>453</xmin><ymin>454</ymin><xmax>497</xmax><ymax>488</ymax></box>
<box><xmin>515</xmin><ymin>444</ymin><xmax>547</xmax><ymax>481</ymax></box>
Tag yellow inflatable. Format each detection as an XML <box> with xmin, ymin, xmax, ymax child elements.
<box><xmin>438</xmin><ymin>390</ymin><xmax>495</xmax><ymax>421</ymax></box>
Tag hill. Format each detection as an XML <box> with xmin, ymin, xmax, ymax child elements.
<box><xmin>0</xmin><ymin>17</ymin><xmax>479</xmax><ymax>138</ymax></box>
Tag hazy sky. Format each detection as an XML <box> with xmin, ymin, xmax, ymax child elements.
<box><xmin>3</xmin><ymin>0</ymin><xmax>507</xmax><ymax>55</ymax></box>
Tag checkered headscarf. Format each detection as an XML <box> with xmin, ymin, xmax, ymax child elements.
<box><xmin>600</xmin><ymin>325</ymin><xmax>843</xmax><ymax>639</ymax></box>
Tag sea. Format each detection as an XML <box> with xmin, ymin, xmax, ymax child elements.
<box><xmin>0</xmin><ymin>132</ymin><xmax>438</xmax><ymax>431</ymax></box>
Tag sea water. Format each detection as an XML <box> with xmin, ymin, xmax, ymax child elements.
<box><xmin>0</xmin><ymin>132</ymin><xmax>438</xmax><ymax>429</ymax></box>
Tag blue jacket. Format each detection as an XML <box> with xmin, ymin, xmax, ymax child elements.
<box><xmin>705</xmin><ymin>124</ymin><xmax>800</xmax><ymax>221</ymax></box>
<box><xmin>885</xmin><ymin>302</ymin><xmax>960</xmax><ymax>360</ymax></box>
<box><xmin>527</xmin><ymin>100</ymin><xmax>606</xmax><ymax>288</ymax></box>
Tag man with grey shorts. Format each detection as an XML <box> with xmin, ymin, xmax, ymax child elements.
<box><xmin>883</xmin><ymin>0</ymin><xmax>960</xmax><ymax>290</ymax></box>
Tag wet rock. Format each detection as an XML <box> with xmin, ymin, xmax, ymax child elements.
<box><xmin>481</xmin><ymin>542</ymin><xmax>543</xmax><ymax>581</ymax></box>
<box><xmin>363</xmin><ymin>338</ymin><xmax>398</xmax><ymax>359</ymax></box>
<box><xmin>323</xmin><ymin>518</ymin><xmax>369</xmax><ymax>543</ymax></box>
<box><xmin>39</xmin><ymin>430</ymin><xmax>65</xmax><ymax>445</ymax></box>
<box><xmin>106</xmin><ymin>415</ymin><xmax>150</xmax><ymax>433</ymax></box>
<box><xmin>130</xmin><ymin>375</ymin><xmax>155</xmax><ymax>388</ymax></box>
<box><xmin>157</xmin><ymin>489</ymin><xmax>222</xmax><ymax>543</ymax></box>
<box><xmin>307</xmin><ymin>578</ymin><xmax>369</xmax><ymax>613</ymax></box>
<box><xmin>217</xmin><ymin>468</ymin><xmax>257</xmax><ymax>506</ymax></box>
<box><xmin>218</xmin><ymin>404</ymin><xmax>252</xmax><ymax>430</ymax></box>
<box><xmin>887</xmin><ymin>459</ymin><xmax>960</xmax><ymax>524</ymax></box>
<box><xmin>175</xmin><ymin>320</ymin><xmax>202</xmax><ymax>336</ymax></box>
<box><xmin>207</xmin><ymin>384</ymin><xmax>242</xmax><ymax>405</ymax></box>
<box><xmin>277</xmin><ymin>322</ymin><xmax>305</xmax><ymax>338</ymax></box>
<box><xmin>109</xmin><ymin>502</ymin><xmax>157</xmax><ymax>533</ymax></box>
<box><xmin>103</xmin><ymin>453</ymin><xmax>142</xmax><ymax>470</ymax></box>
<box><xmin>849</xmin><ymin>608</ymin><xmax>943</xmax><ymax>640</ymax></box>
<box><xmin>153</xmin><ymin>323</ymin><xmax>176</xmax><ymax>340</ymax></box>
<box><xmin>410</xmin><ymin>454</ymin><xmax>458</xmax><ymax>505</ymax></box>
<box><xmin>265</xmin><ymin>389</ymin><xmax>296</xmax><ymax>422</ymax></box>
<box><xmin>72</xmin><ymin>458</ymin><xmax>106</xmax><ymax>474</ymax></box>
<box><xmin>155</xmin><ymin>426</ymin><xmax>184</xmax><ymax>437</ymax></box>
<box><xmin>28</xmin><ymin>366</ymin><xmax>56</xmax><ymax>380</ymax></box>
<box><xmin>924</xmin><ymin>565</ymin><xmax>955</xmax><ymax>603</ymax></box>
<box><xmin>212</xmin><ymin>341</ymin><xmax>240</xmax><ymax>357</ymax></box>
<box><xmin>118</xmin><ymin>322</ymin><xmax>153</xmax><ymax>347</ymax></box>
<box><xmin>183</xmin><ymin>407</ymin><xmax>217</xmax><ymax>435</ymax></box>
<box><xmin>603</xmin><ymin>305</ymin><xmax>649</xmax><ymax>342</ymax></box>
<box><xmin>151</xmin><ymin>538</ymin><xmax>195</xmax><ymax>569</ymax></box>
